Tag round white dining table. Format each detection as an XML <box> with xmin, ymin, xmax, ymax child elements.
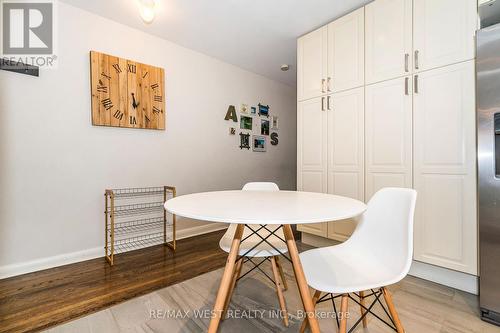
<box><xmin>165</xmin><ymin>190</ymin><xmax>367</xmax><ymax>333</ymax></box>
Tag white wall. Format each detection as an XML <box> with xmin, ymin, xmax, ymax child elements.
<box><xmin>0</xmin><ymin>3</ymin><xmax>297</xmax><ymax>277</ymax></box>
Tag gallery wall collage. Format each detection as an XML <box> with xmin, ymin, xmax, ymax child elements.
<box><xmin>224</xmin><ymin>103</ymin><xmax>279</xmax><ymax>152</ymax></box>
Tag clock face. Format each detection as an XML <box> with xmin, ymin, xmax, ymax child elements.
<box><xmin>90</xmin><ymin>51</ymin><xmax>165</xmax><ymax>130</ymax></box>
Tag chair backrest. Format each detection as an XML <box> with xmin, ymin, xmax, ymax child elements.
<box><xmin>347</xmin><ymin>188</ymin><xmax>417</xmax><ymax>279</ymax></box>
<box><xmin>242</xmin><ymin>182</ymin><xmax>280</xmax><ymax>191</ymax></box>
<box><xmin>220</xmin><ymin>182</ymin><xmax>283</xmax><ymax>256</ymax></box>
<box><xmin>223</xmin><ymin>182</ymin><xmax>281</xmax><ymax>244</ymax></box>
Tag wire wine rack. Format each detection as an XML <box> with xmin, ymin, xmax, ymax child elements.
<box><xmin>105</xmin><ymin>186</ymin><xmax>176</xmax><ymax>266</ymax></box>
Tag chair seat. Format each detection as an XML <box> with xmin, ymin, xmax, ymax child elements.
<box><xmin>300</xmin><ymin>245</ymin><xmax>404</xmax><ymax>294</ymax></box>
<box><xmin>219</xmin><ymin>225</ymin><xmax>288</xmax><ymax>257</ymax></box>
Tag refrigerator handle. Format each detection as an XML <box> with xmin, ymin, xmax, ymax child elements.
<box><xmin>495</xmin><ymin>113</ymin><xmax>500</xmax><ymax>177</ymax></box>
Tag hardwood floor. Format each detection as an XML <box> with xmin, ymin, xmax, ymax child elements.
<box><xmin>0</xmin><ymin>230</ymin><xmax>229</xmax><ymax>333</ymax></box>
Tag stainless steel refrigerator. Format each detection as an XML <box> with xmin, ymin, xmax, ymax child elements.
<box><xmin>477</xmin><ymin>23</ymin><xmax>500</xmax><ymax>326</ymax></box>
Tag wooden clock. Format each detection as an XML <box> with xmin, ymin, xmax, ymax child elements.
<box><xmin>90</xmin><ymin>51</ymin><xmax>165</xmax><ymax>130</ymax></box>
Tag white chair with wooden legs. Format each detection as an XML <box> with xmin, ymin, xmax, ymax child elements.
<box><xmin>299</xmin><ymin>188</ymin><xmax>417</xmax><ymax>333</ymax></box>
<box><xmin>219</xmin><ymin>182</ymin><xmax>289</xmax><ymax>327</ymax></box>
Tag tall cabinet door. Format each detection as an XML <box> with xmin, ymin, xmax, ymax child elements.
<box><xmin>298</xmin><ymin>27</ymin><xmax>328</xmax><ymax>101</ymax></box>
<box><xmin>327</xmin><ymin>7</ymin><xmax>365</xmax><ymax>93</ymax></box>
<box><xmin>413</xmin><ymin>61</ymin><xmax>477</xmax><ymax>275</ymax></box>
<box><xmin>365</xmin><ymin>0</ymin><xmax>413</xmax><ymax>84</ymax></box>
<box><xmin>327</xmin><ymin>88</ymin><xmax>365</xmax><ymax>241</ymax></box>
<box><xmin>413</xmin><ymin>0</ymin><xmax>477</xmax><ymax>73</ymax></box>
<box><xmin>297</xmin><ymin>97</ymin><xmax>328</xmax><ymax>237</ymax></box>
<box><xmin>365</xmin><ymin>76</ymin><xmax>413</xmax><ymax>199</ymax></box>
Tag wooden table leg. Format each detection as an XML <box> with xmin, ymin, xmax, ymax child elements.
<box><xmin>299</xmin><ymin>289</ymin><xmax>321</xmax><ymax>333</ymax></box>
<box><xmin>208</xmin><ymin>224</ymin><xmax>244</xmax><ymax>333</ymax></box>
<box><xmin>282</xmin><ymin>225</ymin><xmax>321</xmax><ymax>333</ymax></box>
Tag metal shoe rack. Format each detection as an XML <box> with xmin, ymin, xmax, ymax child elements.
<box><xmin>104</xmin><ymin>186</ymin><xmax>176</xmax><ymax>265</ymax></box>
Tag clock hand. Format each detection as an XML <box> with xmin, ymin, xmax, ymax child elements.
<box><xmin>131</xmin><ymin>93</ymin><xmax>140</xmax><ymax>109</ymax></box>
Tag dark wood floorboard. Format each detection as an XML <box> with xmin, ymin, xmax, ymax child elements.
<box><xmin>0</xmin><ymin>230</ymin><xmax>229</xmax><ymax>333</ymax></box>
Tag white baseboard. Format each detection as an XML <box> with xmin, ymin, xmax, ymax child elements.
<box><xmin>0</xmin><ymin>246</ymin><xmax>103</xmax><ymax>280</ymax></box>
<box><xmin>409</xmin><ymin>260</ymin><xmax>479</xmax><ymax>295</ymax></box>
<box><xmin>0</xmin><ymin>223</ymin><xmax>228</xmax><ymax>280</ymax></box>
<box><xmin>176</xmin><ymin>223</ymin><xmax>228</xmax><ymax>240</ymax></box>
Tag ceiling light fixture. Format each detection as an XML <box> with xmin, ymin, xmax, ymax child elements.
<box><xmin>138</xmin><ymin>0</ymin><xmax>156</xmax><ymax>24</ymax></box>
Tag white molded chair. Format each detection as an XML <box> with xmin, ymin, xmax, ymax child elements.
<box><xmin>299</xmin><ymin>188</ymin><xmax>417</xmax><ymax>333</ymax></box>
<box><xmin>219</xmin><ymin>182</ymin><xmax>289</xmax><ymax>326</ymax></box>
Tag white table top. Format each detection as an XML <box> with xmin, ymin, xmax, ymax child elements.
<box><xmin>164</xmin><ymin>190</ymin><xmax>367</xmax><ymax>225</ymax></box>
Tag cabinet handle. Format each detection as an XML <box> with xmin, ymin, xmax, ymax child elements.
<box><xmin>327</xmin><ymin>96</ymin><xmax>331</xmax><ymax>110</ymax></box>
<box><xmin>414</xmin><ymin>50</ymin><xmax>419</xmax><ymax>70</ymax></box>
<box><xmin>405</xmin><ymin>53</ymin><xmax>409</xmax><ymax>72</ymax></box>
<box><xmin>414</xmin><ymin>75</ymin><xmax>419</xmax><ymax>94</ymax></box>
<box><xmin>405</xmin><ymin>77</ymin><xmax>409</xmax><ymax>95</ymax></box>
<box><xmin>321</xmin><ymin>79</ymin><xmax>326</xmax><ymax>93</ymax></box>
<box><xmin>321</xmin><ymin>97</ymin><xmax>325</xmax><ymax>111</ymax></box>
<box><xmin>327</xmin><ymin>77</ymin><xmax>332</xmax><ymax>92</ymax></box>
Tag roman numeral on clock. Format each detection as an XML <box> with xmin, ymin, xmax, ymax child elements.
<box><xmin>151</xmin><ymin>83</ymin><xmax>159</xmax><ymax>90</ymax></box>
<box><xmin>142</xmin><ymin>71</ymin><xmax>149</xmax><ymax>78</ymax></box>
<box><xmin>145</xmin><ymin>115</ymin><xmax>150</xmax><ymax>123</ymax></box>
<box><xmin>154</xmin><ymin>95</ymin><xmax>162</xmax><ymax>102</ymax></box>
<box><xmin>113</xmin><ymin>110</ymin><xmax>124</xmax><ymax>120</ymax></box>
<box><xmin>97</xmin><ymin>79</ymin><xmax>108</xmax><ymax>93</ymax></box>
<box><xmin>130</xmin><ymin>116</ymin><xmax>137</xmax><ymax>125</ymax></box>
<box><xmin>101</xmin><ymin>98</ymin><xmax>113</xmax><ymax>110</ymax></box>
<box><xmin>112</xmin><ymin>63</ymin><xmax>122</xmax><ymax>73</ymax></box>
<box><xmin>153</xmin><ymin>106</ymin><xmax>162</xmax><ymax>114</ymax></box>
<box><xmin>101</xmin><ymin>72</ymin><xmax>111</xmax><ymax>80</ymax></box>
<box><xmin>128</xmin><ymin>64</ymin><xmax>136</xmax><ymax>73</ymax></box>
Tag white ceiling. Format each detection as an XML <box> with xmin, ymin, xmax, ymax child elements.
<box><xmin>60</xmin><ymin>0</ymin><xmax>372</xmax><ymax>86</ymax></box>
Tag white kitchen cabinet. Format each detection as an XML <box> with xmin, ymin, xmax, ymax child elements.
<box><xmin>297</xmin><ymin>97</ymin><xmax>328</xmax><ymax>237</ymax></box>
<box><xmin>365</xmin><ymin>0</ymin><xmax>413</xmax><ymax>84</ymax></box>
<box><xmin>365</xmin><ymin>76</ymin><xmax>413</xmax><ymax>199</ymax></box>
<box><xmin>327</xmin><ymin>7</ymin><xmax>365</xmax><ymax>93</ymax></box>
<box><xmin>297</xmin><ymin>27</ymin><xmax>328</xmax><ymax>101</ymax></box>
<box><xmin>327</xmin><ymin>88</ymin><xmax>364</xmax><ymax>241</ymax></box>
<box><xmin>297</xmin><ymin>221</ymin><xmax>328</xmax><ymax>238</ymax></box>
<box><xmin>413</xmin><ymin>61</ymin><xmax>477</xmax><ymax>274</ymax></box>
<box><xmin>413</xmin><ymin>0</ymin><xmax>477</xmax><ymax>73</ymax></box>
<box><xmin>297</xmin><ymin>0</ymin><xmax>478</xmax><ymax>279</ymax></box>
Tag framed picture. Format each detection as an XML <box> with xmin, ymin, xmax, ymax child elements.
<box><xmin>240</xmin><ymin>116</ymin><xmax>253</xmax><ymax>130</ymax></box>
<box><xmin>271</xmin><ymin>116</ymin><xmax>279</xmax><ymax>129</ymax></box>
<box><xmin>253</xmin><ymin>135</ymin><xmax>266</xmax><ymax>152</ymax></box>
<box><xmin>240</xmin><ymin>133</ymin><xmax>250</xmax><ymax>150</ymax></box>
<box><xmin>261</xmin><ymin>119</ymin><xmax>270</xmax><ymax>136</ymax></box>
<box><xmin>251</xmin><ymin>106</ymin><xmax>257</xmax><ymax>115</ymax></box>
<box><xmin>240</xmin><ymin>104</ymin><xmax>249</xmax><ymax>114</ymax></box>
<box><xmin>258</xmin><ymin>103</ymin><xmax>270</xmax><ymax>117</ymax></box>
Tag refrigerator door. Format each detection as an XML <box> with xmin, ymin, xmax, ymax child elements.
<box><xmin>477</xmin><ymin>24</ymin><xmax>500</xmax><ymax>325</ymax></box>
